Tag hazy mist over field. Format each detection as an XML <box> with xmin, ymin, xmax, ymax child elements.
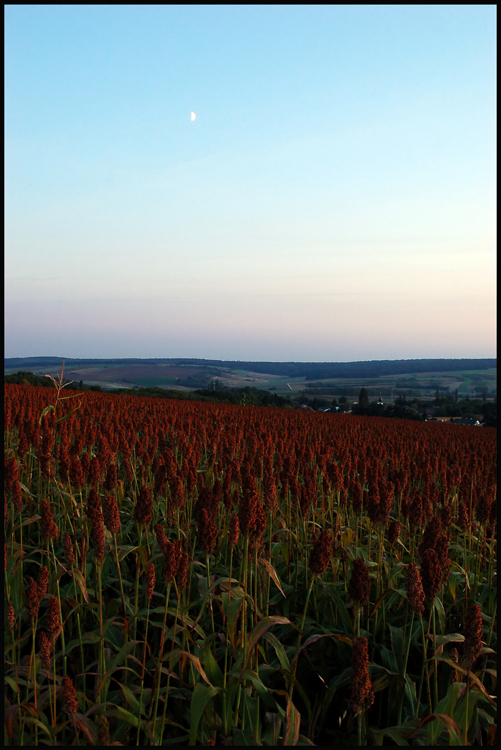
<box><xmin>5</xmin><ymin>6</ymin><xmax>495</xmax><ymax>362</ymax></box>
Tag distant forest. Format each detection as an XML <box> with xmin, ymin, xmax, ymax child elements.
<box><xmin>4</xmin><ymin>357</ymin><xmax>496</xmax><ymax>379</ymax></box>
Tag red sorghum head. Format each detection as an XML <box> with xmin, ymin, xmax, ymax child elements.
<box><xmin>26</xmin><ymin>576</ymin><xmax>40</xmax><ymax>619</ymax></box>
<box><xmin>69</xmin><ymin>456</ymin><xmax>85</xmax><ymax>489</ymax></box>
<box><xmin>176</xmin><ymin>552</ymin><xmax>189</xmax><ymax>592</ymax></box>
<box><xmin>89</xmin><ymin>455</ymin><xmax>101</xmax><ymax>487</ymax></box>
<box><xmin>350</xmin><ymin>480</ymin><xmax>364</xmax><ymax>514</ymax></box>
<box><xmin>36</xmin><ymin>565</ymin><xmax>50</xmax><ymax>602</ymax></box>
<box><xmin>96</xmin><ymin>715</ymin><xmax>110</xmax><ymax>745</ymax></box>
<box><xmin>12</xmin><ymin>481</ymin><xmax>23</xmax><ymax>513</ymax></box>
<box><xmin>104</xmin><ymin>463</ymin><xmax>118</xmax><ymax>492</ymax></box>
<box><xmin>420</xmin><ymin>548</ymin><xmax>442</xmax><ymax>602</ymax></box>
<box><xmin>86</xmin><ymin>488</ymin><xmax>102</xmax><ymax>523</ymax></box>
<box><xmin>134</xmin><ymin>486</ymin><xmax>153</xmax><ymax>525</ymax></box>
<box><xmin>249</xmin><ymin>500</ymin><xmax>267</xmax><ymax>545</ymax></box>
<box><xmin>154</xmin><ymin>522</ymin><xmax>169</xmax><ymax>556</ymax></box>
<box><xmin>146</xmin><ymin>562</ymin><xmax>155</xmax><ymax>604</ymax></box>
<box><xmin>7</xmin><ymin>601</ymin><xmax>16</xmax><ymax>631</ymax></box>
<box><xmin>40</xmin><ymin>498</ymin><xmax>59</xmax><ymax>542</ymax></box>
<box><xmin>418</xmin><ymin>516</ymin><xmax>443</xmax><ymax>560</ymax></box>
<box><xmin>197</xmin><ymin>507</ymin><xmax>218</xmax><ymax>555</ymax></box>
<box><xmin>163</xmin><ymin>539</ymin><xmax>182</xmax><ymax>582</ymax></box>
<box><xmin>409</xmin><ymin>492</ymin><xmax>423</xmax><ymax>530</ymax></box>
<box><xmin>45</xmin><ymin>595</ymin><xmax>61</xmax><ymax>640</ymax></box>
<box><xmin>61</xmin><ymin>674</ymin><xmax>79</xmax><ymax>716</ymax></box>
<box><xmin>405</xmin><ymin>562</ymin><xmax>425</xmax><ymax>616</ymax></box>
<box><xmin>39</xmin><ymin>630</ymin><xmax>51</xmax><ymax>669</ymax></box>
<box><xmin>463</xmin><ymin>603</ymin><xmax>483</xmax><ymax>666</ymax></box>
<box><xmin>457</xmin><ymin>501</ymin><xmax>469</xmax><ymax>532</ymax></box>
<box><xmin>238</xmin><ymin>489</ymin><xmax>259</xmax><ymax>538</ymax></box>
<box><xmin>92</xmin><ymin>514</ymin><xmax>106</xmax><ymax>562</ymax></box>
<box><xmin>348</xmin><ymin>558</ymin><xmax>371</xmax><ymax>608</ymax></box>
<box><xmin>229</xmin><ymin>515</ymin><xmax>240</xmax><ymax>547</ymax></box>
<box><xmin>440</xmin><ymin>503</ymin><xmax>452</xmax><ymax>528</ymax></box>
<box><xmin>434</xmin><ymin>533</ymin><xmax>451</xmax><ymax>582</ymax></box>
<box><xmin>63</xmin><ymin>531</ymin><xmax>75</xmax><ymax>566</ymax></box>
<box><xmin>348</xmin><ymin>636</ymin><xmax>374</xmax><ymax>715</ymax></box>
<box><xmin>387</xmin><ymin>520</ymin><xmax>401</xmax><ymax>547</ymax></box>
<box><xmin>309</xmin><ymin>529</ymin><xmax>332</xmax><ymax>576</ymax></box>
<box><xmin>103</xmin><ymin>495</ymin><xmax>120</xmax><ymax>536</ymax></box>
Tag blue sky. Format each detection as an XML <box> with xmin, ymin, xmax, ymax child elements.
<box><xmin>5</xmin><ymin>5</ymin><xmax>496</xmax><ymax>362</ymax></box>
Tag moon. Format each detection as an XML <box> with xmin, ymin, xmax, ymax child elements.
<box><xmin>190</xmin><ymin>112</ymin><xmax>196</xmax><ymax>121</ymax></box>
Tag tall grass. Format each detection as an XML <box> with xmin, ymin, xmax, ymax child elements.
<box><xmin>3</xmin><ymin>372</ymin><xmax>497</xmax><ymax>745</ymax></box>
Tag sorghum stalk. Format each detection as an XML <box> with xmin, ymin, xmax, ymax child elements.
<box><xmin>133</xmin><ymin>549</ymin><xmax>141</xmax><ymax>657</ymax></box>
<box><xmin>398</xmin><ymin>610</ymin><xmax>414</xmax><ymax>725</ymax></box>
<box><xmin>432</xmin><ymin>606</ymin><xmax>438</xmax><ymax>709</ymax></box>
<box><xmin>151</xmin><ymin>581</ymin><xmax>172</xmax><ymax>728</ymax></box>
<box><xmin>96</xmin><ymin>561</ymin><xmax>105</xmax><ymax>702</ymax></box>
<box><xmin>136</xmin><ymin>601</ymin><xmax>151</xmax><ymax>745</ymax></box>
<box><xmin>416</xmin><ymin>610</ymin><xmax>433</xmax><ymax>715</ymax></box>
<box><xmin>50</xmin><ymin>540</ymin><xmax>67</xmax><ymax>676</ymax></box>
<box><xmin>159</xmin><ymin>581</ymin><xmax>181</xmax><ymax>745</ymax></box>
<box><xmin>207</xmin><ymin>552</ymin><xmax>215</xmax><ymax>636</ymax></box>
<box><xmin>76</xmin><ymin>611</ymin><xmax>86</xmax><ymax>698</ymax></box>
<box><xmin>289</xmin><ymin>575</ymin><xmax>315</xmax><ymax>701</ymax></box>
<box><xmin>113</xmin><ymin>536</ymin><xmax>128</xmax><ymax>636</ymax></box>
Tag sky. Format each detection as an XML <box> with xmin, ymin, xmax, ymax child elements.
<box><xmin>5</xmin><ymin>5</ymin><xmax>496</xmax><ymax>362</ymax></box>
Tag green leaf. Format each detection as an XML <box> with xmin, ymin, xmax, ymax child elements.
<box><xmin>73</xmin><ymin>714</ymin><xmax>97</xmax><ymax>745</ymax></box>
<box><xmin>434</xmin><ymin>633</ymin><xmax>465</xmax><ymax>648</ymax></box>
<box><xmin>232</xmin><ymin>727</ymin><xmax>259</xmax><ymax>745</ymax></box>
<box><xmin>4</xmin><ymin>676</ymin><xmax>20</xmax><ymax>694</ymax></box>
<box><xmin>263</xmin><ymin>632</ymin><xmax>290</xmax><ymax>670</ymax></box>
<box><xmin>189</xmin><ymin>682</ymin><xmax>219</xmax><ymax>746</ymax></box>
<box><xmin>329</xmin><ymin>589</ymin><xmax>352</xmax><ymax>633</ymax></box>
<box><xmin>429</xmin><ymin>656</ymin><xmax>496</xmax><ymax>705</ymax></box>
<box><xmin>167</xmin><ymin>649</ymin><xmax>214</xmax><ymax>687</ymax></box>
<box><xmin>56</xmin><ymin>403</ymin><xmax>82</xmax><ymax>424</ymax></box>
<box><xmin>72</xmin><ymin>569</ymin><xmax>90</xmax><ymax>603</ymax></box>
<box><xmin>110</xmin><ymin>704</ymin><xmax>140</xmax><ymax>728</ymax></box>
<box><xmin>372</xmin><ymin>726</ymin><xmax>410</xmax><ymax>746</ymax></box>
<box><xmin>241</xmin><ymin>616</ymin><xmax>293</xmax><ymax>673</ymax></box>
<box><xmin>389</xmin><ymin>562</ymin><xmax>406</xmax><ymax>580</ymax></box>
<box><xmin>227</xmin><ymin>596</ymin><xmax>244</xmax><ymax>648</ymax></box>
<box><xmin>18</xmin><ymin>716</ymin><xmax>54</xmax><ymax>739</ymax></box>
<box><xmin>39</xmin><ymin>404</ymin><xmax>55</xmax><ymax>425</ymax></box>
<box><xmin>95</xmin><ymin>642</ymin><xmax>136</xmax><ymax>697</ymax></box>
<box><xmin>119</xmin><ymin>682</ymin><xmax>142</xmax><ymax>713</ymax></box>
<box><xmin>433</xmin><ymin>597</ymin><xmax>446</xmax><ymax>633</ymax></box>
<box><xmin>403</xmin><ymin>675</ymin><xmax>418</xmax><ymax>719</ymax></box>
<box><xmin>262</xmin><ymin>712</ymin><xmax>282</xmax><ymax>746</ymax></box>
<box><xmin>259</xmin><ymin>557</ymin><xmax>285</xmax><ymax>598</ymax></box>
<box><xmin>298</xmin><ymin>632</ymin><xmax>352</xmax><ymax>655</ymax></box>
<box><xmin>388</xmin><ymin>625</ymin><xmax>405</xmax><ymax>674</ymax></box>
<box><xmin>284</xmin><ymin>697</ymin><xmax>300</xmax><ymax>746</ymax></box>
<box><xmin>203</xmin><ymin>640</ymin><xmax>224</xmax><ymax>688</ymax></box>
<box><xmin>234</xmin><ymin>670</ymin><xmax>279</xmax><ymax>711</ymax></box>
<box><xmin>425</xmin><ymin>713</ymin><xmax>463</xmax><ymax>746</ymax></box>
<box><xmin>370</xmin><ymin>587</ymin><xmax>397</xmax><ymax>617</ymax></box>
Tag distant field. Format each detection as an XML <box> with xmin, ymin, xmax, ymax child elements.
<box><xmin>4</xmin><ymin>358</ymin><xmax>496</xmax><ymax>400</ymax></box>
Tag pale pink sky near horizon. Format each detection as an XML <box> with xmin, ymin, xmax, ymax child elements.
<box><xmin>5</xmin><ymin>6</ymin><xmax>496</xmax><ymax>362</ymax></box>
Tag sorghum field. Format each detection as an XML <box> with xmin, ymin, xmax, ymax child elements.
<box><xmin>4</xmin><ymin>377</ymin><xmax>497</xmax><ymax>746</ymax></box>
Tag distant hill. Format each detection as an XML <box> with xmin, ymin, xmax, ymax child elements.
<box><xmin>4</xmin><ymin>356</ymin><xmax>496</xmax><ymax>380</ymax></box>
